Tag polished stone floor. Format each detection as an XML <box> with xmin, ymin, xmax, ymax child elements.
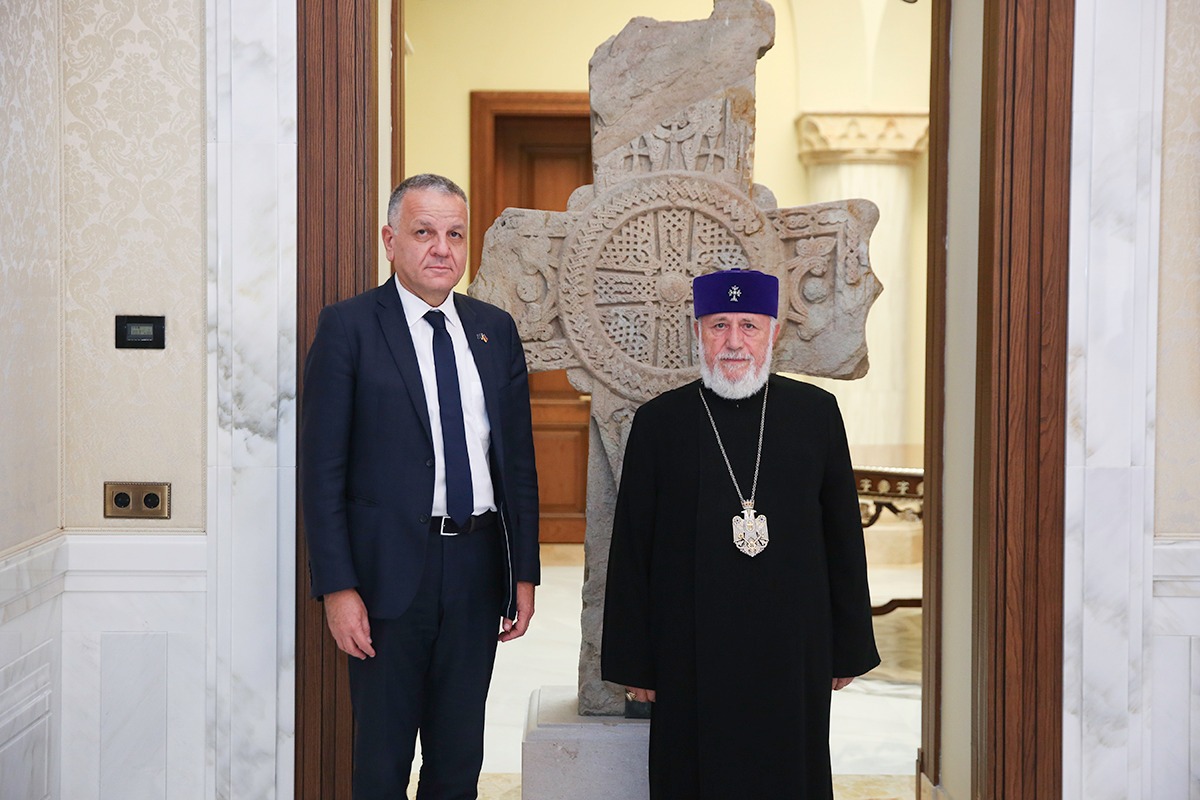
<box><xmin>462</xmin><ymin>773</ymin><xmax>915</xmax><ymax>800</ymax></box>
<box><xmin>411</xmin><ymin>538</ymin><xmax>922</xmax><ymax>799</ymax></box>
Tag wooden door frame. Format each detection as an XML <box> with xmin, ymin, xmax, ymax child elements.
<box><xmin>919</xmin><ymin>0</ymin><xmax>951</xmax><ymax>785</ymax></box>
<box><xmin>296</xmin><ymin>3</ymin><xmax>1072</xmax><ymax>795</ymax></box>
<box><xmin>468</xmin><ymin>91</ymin><xmax>591</xmax><ymax>279</ymax></box>
<box><xmin>390</xmin><ymin>0</ymin><xmax>405</xmax><ymax>190</ymax></box>
<box><xmin>295</xmin><ymin>1</ymin><xmax>401</xmax><ymax>795</ymax></box>
<box><xmin>972</xmin><ymin>0</ymin><xmax>1072</xmax><ymax>796</ymax></box>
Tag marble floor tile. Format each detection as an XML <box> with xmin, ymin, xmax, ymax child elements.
<box><xmin>833</xmin><ymin>774</ymin><xmax>916</xmax><ymax>799</ymax></box>
<box><xmin>409</xmin><ymin>773</ymin><xmax>521</xmax><ymax>800</ymax></box>
<box><xmin>539</xmin><ymin>543</ymin><xmax>585</xmax><ymax>567</ymax></box>
<box><xmin>483</xmin><ymin>560</ymin><xmax>585</xmax><ymax>773</ymax></box>
<box><xmin>864</xmin><ymin>607</ymin><xmax>921</xmax><ymax>684</ymax></box>
<box><xmin>415</xmin><ymin>772</ymin><xmax>912</xmax><ymax>800</ymax></box>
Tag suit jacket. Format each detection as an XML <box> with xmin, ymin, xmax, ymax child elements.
<box><xmin>300</xmin><ymin>281</ymin><xmax>540</xmax><ymax>619</ymax></box>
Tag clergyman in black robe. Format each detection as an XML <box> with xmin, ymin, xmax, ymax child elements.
<box><xmin>602</xmin><ymin>268</ymin><xmax>880</xmax><ymax>800</ymax></box>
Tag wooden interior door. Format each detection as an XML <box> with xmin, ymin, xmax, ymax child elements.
<box><xmin>470</xmin><ymin>92</ymin><xmax>591</xmax><ymax>543</ymax></box>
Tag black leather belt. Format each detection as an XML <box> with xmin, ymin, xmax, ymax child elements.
<box><xmin>431</xmin><ymin>510</ymin><xmax>497</xmax><ymax>535</ymax></box>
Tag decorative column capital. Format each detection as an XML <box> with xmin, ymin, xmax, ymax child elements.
<box><xmin>796</xmin><ymin>112</ymin><xmax>929</xmax><ymax>166</ymax></box>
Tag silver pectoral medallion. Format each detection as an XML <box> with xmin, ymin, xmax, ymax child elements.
<box><xmin>732</xmin><ymin>505</ymin><xmax>769</xmax><ymax>557</ymax></box>
<box><xmin>700</xmin><ymin>383</ymin><xmax>772</xmax><ymax>559</ymax></box>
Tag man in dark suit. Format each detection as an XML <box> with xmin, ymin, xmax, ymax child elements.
<box><xmin>300</xmin><ymin>173</ymin><xmax>539</xmax><ymax>799</ymax></box>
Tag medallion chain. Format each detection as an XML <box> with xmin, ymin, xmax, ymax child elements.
<box><xmin>698</xmin><ymin>380</ymin><xmax>768</xmax><ymax>513</ymax></box>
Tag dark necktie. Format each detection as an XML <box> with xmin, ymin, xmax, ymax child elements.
<box><xmin>424</xmin><ymin>310</ymin><xmax>474</xmax><ymax>527</ymax></box>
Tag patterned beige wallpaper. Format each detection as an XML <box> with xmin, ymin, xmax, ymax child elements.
<box><xmin>0</xmin><ymin>0</ymin><xmax>62</xmax><ymax>554</ymax></box>
<box><xmin>1156</xmin><ymin>0</ymin><xmax>1200</xmax><ymax>537</ymax></box>
<box><xmin>61</xmin><ymin>0</ymin><xmax>205</xmax><ymax>529</ymax></box>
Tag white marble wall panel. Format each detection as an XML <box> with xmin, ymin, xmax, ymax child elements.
<box><xmin>207</xmin><ymin>0</ymin><xmax>298</xmax><ymax>796</ymax></box>
<box><xmin>1065</xmin><ymin>0</ymin><xmax>1166</xmax><ymax>798</ymax></box>
<box><xmin>0</xmin><ymin>640</ymin><xmax>55</xmax><ymax>800</ymax></box>
<box><xmin>229</xmin><ymin>145</ymin><xmax>283</xmax><ymax>466</ymax></box>
<box><xmin>2</xmin><ymin>532</ymin><xmax>206</xmax><ymax>800</ymax></box>
<box><xmin>207</xmin><ymin>465</ymin><xmax>232</xmax><ymax>800</ymax></box>
<box><xmin>99</xmin><ymin>633</ymin><xmax>168</xmax><ymax>799</ymax></box>
<box><xmin>229</xmin><ymin>468</ymin><xmax>282</xmax><ymax>798</ymax></box>
<box><xmin>0</xmin><ymin>538</ymin><xmax>66</xmax><ymax>628</ymax></box>
<box><xmin>211</xmin><ymin>137</ymin><xmax>235</xmax><ymax>473</ymax></box>
<box><xmin>1151</xmin><ymin>542</ymin><xmax>1200</xmax><ymax>638</ymax></box>
<box><xmin>1071</xmin><ymin>0</ymin><xmax>1160</xmax><ymax>472</ymax></box>
<box><xmin>1194</xmin><ymin>641</ymin><xmax>1200</xmax><ymax>798</ymax></box>
<box><xmin>277</xmin><ymin>4</ymin><xmax>298</xmax><ymax>145</ymax></box>
<box><xmin>60</xmin><ymin>628</ymin><xmax>102</xmax><ymax>797</ymax></box>
<box><xmin>278</xmin><ymin>141</ymin><xmax>299</xmax><ymax>473</ymax></box>
<box><xmin>230</xmin><ymin>3</ymin><xmax>280</xmax><ymax>142</ymax></box>
<box><xmin>1152</xmin><ymin>596</ymin><xmax>1200</xmax><ymax>639</ymax></box>
<box><xmin>1079</xmin><ymin>469</ymin><xmax>1147</xmax><ymax>798</ymax></box>
<box><xmin>1150</xmin><ymin>634</ymin><xmax>1191</xmax><ymax>798</ymax></box>
<box><xmin>275</xmin><ymin>468</ymin><xmax>297</xmax><ymax>792</ymax></box>
<box><xmin>60</xmin><ymin>534</ymin><xmax>206</xmax><ymax>800</ymax></box>
<box><xmin>0</xmin><ymin>538</ymin><xmax>63</xmax><ymax>800</ymax></box>
<box><xmin>0</xmin><ymin>717</ymin><xmax>50</xmax><ymax>800</ymax></box>
<box><xmin>1154</xmin><ymin>540</ymin><xmax>1200</xmax><ymax>577</ymax></box>
<box><xmin>1061</xmin><ymin>463</ymin><xmax>1084</xmax><ymax>800</ymax></box>
<box><xmin>1149</xmin><ymin>542</ymin><xmax>1200</xmax><ymax>799</ymax></box>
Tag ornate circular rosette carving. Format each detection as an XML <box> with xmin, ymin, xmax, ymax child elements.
<box><xmin>558</xmin><ymin>173</ymin><xmax>775</xmax><ymax>403</ymax></box>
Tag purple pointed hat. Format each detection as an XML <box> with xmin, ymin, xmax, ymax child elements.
<box><xmin>692</xmin><ymin>269</ymin><xmax>779</xmax><ymax>318</ymax></box>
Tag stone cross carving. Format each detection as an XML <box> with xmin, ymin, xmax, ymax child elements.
<box><xmin>469</xmin><ymin>0</ymin><xmax>881</xmax><ymax>715</ymax></box>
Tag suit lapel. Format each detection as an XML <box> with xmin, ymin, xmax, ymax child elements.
<box><xmin>375</xmin><ymin>283</ymin><xmax>433</xmax><ymax>446</ymax></box>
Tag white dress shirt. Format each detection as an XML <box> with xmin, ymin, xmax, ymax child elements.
<box><xmin>395</xmin><ymin>276</ymin><xmax>495</xmax><ymax>516</ymax></box>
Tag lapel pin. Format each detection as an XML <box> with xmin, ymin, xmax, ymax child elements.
<box><xmin>476</xmin><ymin>333</ymin><xmax>488</xmax><ymax>343</ymax></box>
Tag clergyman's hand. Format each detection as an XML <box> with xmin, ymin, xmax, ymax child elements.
<box><xmin>499</xmin><ymin>581</ymin><xmax>535</xmax><ymax>642</ymax></box>
<box><xmin>324</xmin><ymin>588</ymin><xmax>375</xmax><ymax>659</ymax></box>
<box><xmin>832</xmin><ymin>677</ymin><xmax>854</xmax><ymax>691</ymax></box>
<box><xmin>626</xmin><ymin>686</ymin><xmax>656</xmax><ymax>703</ymax></box>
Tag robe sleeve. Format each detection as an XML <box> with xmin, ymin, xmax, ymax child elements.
<box><xmin>820</xmin><ymin>394</ymin><xmax>882</xmax><ymax>678</ymax></box>
<box><xmin>600</xmin><ymin>405</ymin><xmax>659</xmax><ymax>690</ymax></box>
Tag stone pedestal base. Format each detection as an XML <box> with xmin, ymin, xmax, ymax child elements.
<box><xmin>521</xmin><ymin>686</ymin><xmax>649</xmax><ymax>800</ymax></box>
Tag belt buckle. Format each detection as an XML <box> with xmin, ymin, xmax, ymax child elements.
<box><xmin>439</xmin><ymin>516</ymin><xmax>458</xmax><ymax>537</ymax></box>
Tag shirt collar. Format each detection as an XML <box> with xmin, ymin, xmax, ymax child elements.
<box><xmin>394</xmin><ymin>274</ymin><xmax>463</xmax><ymax>331</ymax></box>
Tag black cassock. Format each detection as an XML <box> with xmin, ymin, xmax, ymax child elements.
<box><xmin>602</xmin><ymin>375</ymin><xmax>880</xmax><ymax>800</ymax></box>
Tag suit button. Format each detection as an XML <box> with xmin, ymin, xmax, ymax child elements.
<box><xmin>426</xmin><ymin>458</ymin><xmax>434</xmax><ymax>468</ymax></box>
<box><xmin>419</xmin><ymin>514</ymin><xmax>429</xmax><ymax>524</ymax></box>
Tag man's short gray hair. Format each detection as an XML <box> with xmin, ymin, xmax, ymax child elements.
<box><xmin>387</xmin><ymin>174</ymin><xmax>468</xmax><ymax>227</ymax></box>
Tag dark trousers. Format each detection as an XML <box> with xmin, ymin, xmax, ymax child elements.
<box><xmin>347</xmin><ymin>525</ymin><xmax>503</xmax><ymax>800</ymax></box>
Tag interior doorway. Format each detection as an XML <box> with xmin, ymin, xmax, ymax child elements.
<box><xmin>296</xmin><ymin>1</ymin><xmax>1073</xmax><ymax>796</ymax></box>
<box><xmin>469</xmin><ymin>92</ymin><xmax>593</xmax><ymax>544</ymax></box>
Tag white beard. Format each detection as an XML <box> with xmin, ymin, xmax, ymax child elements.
<box><xmin>698</xmin><ymin>327</ymin><xmax>775</xmax><ymax>400</ymax></box>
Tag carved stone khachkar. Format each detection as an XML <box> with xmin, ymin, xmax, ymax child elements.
<box><xmin>469</xmin><ymin>0</ymin><xmax>881</xmax><ymax>715</ymax></box>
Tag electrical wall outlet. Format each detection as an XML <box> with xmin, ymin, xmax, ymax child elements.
<box><xmin>104</xmin><ymin>482</ymin><xmax>171</xmax><ymax>519</ymax></box>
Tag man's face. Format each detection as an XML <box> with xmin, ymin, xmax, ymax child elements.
<box><xmin>381</xmin><ymin>188</ymin><xmax>468</xmax><ymax>306</ymax></box>
<box><xmin>695</xmin><ymin>312</ymin><xmax>780</xmax><ymax>398</ymax></box>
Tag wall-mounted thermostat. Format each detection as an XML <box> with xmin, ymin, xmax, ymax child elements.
<box><xmin>115</xmin><ymin>315</ymin><xmax>165</xmax><ymax>349</ymax></box>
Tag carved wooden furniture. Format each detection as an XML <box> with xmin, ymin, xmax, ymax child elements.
<box><xmin>854</xmin><ymin>466</ymin><xmax>924</xmax><ymax>616</ymax></box>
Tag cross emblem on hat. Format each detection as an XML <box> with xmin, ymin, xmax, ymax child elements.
<box><xmin>728</xmin><ymin>285</ymin><xmax>742</xmax><ymax>302</ymax></box>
